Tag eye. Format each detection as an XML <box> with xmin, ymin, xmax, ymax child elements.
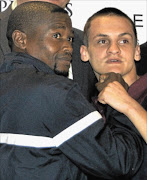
<box><xmin>67</xmin><ymin>37</ymin><xmax>73</xmax><ymax>42</ymax></box>
<box><xmin>120</xmin><ymin>39</ymin><xmax>129</xmax><ymax>44</ymax></box>
<box><xmin>98</xmin><ymin>39</ymin><xmax>108</xmax><ymax>44</ymax></box>
<box><xmin>53</xmin><ymin>33</ymin><xmax>61</xmax><ymax>39</ymax></box>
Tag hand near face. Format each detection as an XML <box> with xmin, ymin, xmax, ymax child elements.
<box><xmin>96</xmin><ymin>72</ymin><xmax>129</xmax><ymax>92</ymax></box>
<box><xmin>97</xmin><ymin>74</ymin><xmax>132</xmax><ymax>114</ymax></box>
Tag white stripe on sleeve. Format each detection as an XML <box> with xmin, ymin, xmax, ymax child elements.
<box><xmin>0</xmin><ymin>111</ymin><xmax>102</xmax><ymax>148</ymax></box>
<box><xmin>0</xmin><ymin>133</ymin><xmax>55</xmax><ymax>148</ymax></box>
<box><xmin>54</xmin><ymin>111</ymin><xmax>101</xmax><ymax>147</ymax></box>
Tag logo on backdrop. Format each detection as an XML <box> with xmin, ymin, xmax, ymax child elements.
<box><xmin>0</xmin><ymin>1</ymin><xmax>73</xmax><ymax>14</ymax></box>
<box><xmin>0</xmin><ymin>0</ymin><xmax>13</xmax><ymax>12</ymax></box>
<box><xmin>0</xmin><ymin>1</ymin><xmax>144</xmax><ymax>28</ymax></box>
<box><xmin>66</xmin><ymin>3</ymin><xmax>73</xmax><ymax>17</ymax></box>
<box><xmin>134</xmin><ymin>14</ymin><xmax>143</xmax><ymax>27</ymax></box>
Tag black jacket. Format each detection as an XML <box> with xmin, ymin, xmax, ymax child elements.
<box><xmin>0</xmin><ymin>5</ymin><xmax>97</xmax><ymax>102</ymax></box>
<box><xmin>0</xmin><ymin>52</ymin><xmax>143</xmax><ymax>180</ymax></box>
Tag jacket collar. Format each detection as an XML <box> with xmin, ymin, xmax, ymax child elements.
<box><xmin>0</xmin><ymin>52</ymin><xmax>54</xmax><ymax>75</ymax></box>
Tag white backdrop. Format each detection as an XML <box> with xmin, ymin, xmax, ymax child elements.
<box><xmin>69</xmin><ymin>0</ymin><xmax>147</xmax><ymax>45</ymax></box>
<box><xmin>1</xmin><ymin>0</ymin><xmax>147</xmax><ymax>44</ymax></box>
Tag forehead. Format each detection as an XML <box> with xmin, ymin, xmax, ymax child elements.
<box><xmin>43</xmin><ymin>12</ymin><xmax>72</xmax><ymax>30</ymax></box>
<box><xmin>89</xmin><ymin>15</ymin><xmax>134</xmax><ymax>37</ymax></box>
<box><xmin>29</xmin><ymin>13</ymin><xmax>73</xmax><ymax>39</ymax></box>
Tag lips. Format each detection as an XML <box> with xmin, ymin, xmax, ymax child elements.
<box><xmin>106</xmin><ymin>59</ymin><xmax>122</xmax><ymax>63</ymax></box>
<box><xmin>58</xmin><ymin>57</ymin><xmax>72</xmax><ymax>63</ymax></box>
<box><xmin>57</xmin><ymin>53</ymin><xmax>72</xmax><ymax>62</ymax></box>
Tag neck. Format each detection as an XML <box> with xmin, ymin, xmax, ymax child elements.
<box><xmin>124</xmin><ymin>74</ymin><xmax>140</xmax><ymax>87</ymax></box>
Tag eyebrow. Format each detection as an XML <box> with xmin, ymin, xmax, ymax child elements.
<box><xmin>53</xmin><ymin>24</ymin><xmax>66</xmax><ymax>29</ymax></box>
<box><xmin>52</xmin><ymin>24</ymin><xmax>74</xmax><ymax>36</ymax></box>
<box><xmin>93</xmin><ymin>32</ymin><xmax>133</xmax><ymax>40</ymax></box>
<box><xmin>118</xmin><ymin>32</ymin><xmax>133</xmax><ymax>38</ymax></box>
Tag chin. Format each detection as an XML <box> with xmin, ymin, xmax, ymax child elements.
<box><xmin>106</xmin><ymin>69</ymin><xmax>122</xmax><ymax>74</ymax></box>
<box><xmin>54</xmin><ymin>69</ymin><xmax>68</xmax><ymax>77</ymax></box>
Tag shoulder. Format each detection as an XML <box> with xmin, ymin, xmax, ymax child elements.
<box><xmin>21</xmin><ymin>69</ymin><xmax>80</xmax><ymax>96</ymax></box>
<box><xmin>128</xmin><ymin>73</ymin><xmax>147</xmax><ymax>104</ymax></box>
<box><xmin>3</xmin><ymin>65</ymin><xmax>82</xmax><ymax>103</ymax></box>
<box><xmin>139</xmin><ymin>73</ymin><xmax>147</xmax><ymax>89</ymax></box>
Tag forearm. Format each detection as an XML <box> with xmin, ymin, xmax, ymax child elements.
<box><xmin>124</xmin><ymin>98</ymin><xmax>147</xmax><ymax>143</ymax></box>
<box><xmin>97</xmin><ymin>80</ymin><xmax>147</xmax><ymax>142</ymax></box>
<box><xmin>60</xmin><ymin>116</ymin><xmax>143</xmax><ymax>179</ymax></box>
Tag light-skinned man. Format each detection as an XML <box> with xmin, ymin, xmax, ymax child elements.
<box><xmin>80</xmin><ymin>7</ymin><xmax>147</xmax><ymax>180</ymax></box>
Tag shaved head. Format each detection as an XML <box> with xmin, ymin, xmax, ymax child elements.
<box><xmin>7</xmin><ymin>1</ymin><xmax>68</xmax><ymax>49</ymax></box>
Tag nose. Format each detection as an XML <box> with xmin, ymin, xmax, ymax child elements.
<box><xmin>63</xmin><ymin>40</ymin><xmax>73</xmax><ymax>55</ymax></box>
<box><xmin>107</xmin><ymin>42</ymin><xmax>120</xmax><ymax>55</ymax></box>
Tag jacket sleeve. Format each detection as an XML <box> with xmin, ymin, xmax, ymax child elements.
<box><xmin>55</xmin><ymin>83</ymin><xmax>143</xmax><ymax>179</ymax></box>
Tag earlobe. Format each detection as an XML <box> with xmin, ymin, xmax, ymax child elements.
<box><xmin>12</xmin><ymin>30</ymin><xmax>27</xmax><ymax>50</ymax></box>
<box><xmin>134</xmin><ymin>44</ymin><xmax>141</xmax><ymax>62</ymax></box>
<box><xmin>80</xmin><ymin>45</ymin><xmax>90</xmax><ymax>62</ymax></box>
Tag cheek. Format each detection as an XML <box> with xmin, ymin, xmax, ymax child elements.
<box><xmin>89</xmin><ymin>45</ymin><xmax>105</xmax><ymax>56</ymax></box>
<box><xmin>88</xmin><ymin>48</ymin><xmax>104</xmax><ymax>64</ymax></box>
<box><xmin>44</xmin><ymin>39</ymin><xmax>60</xmax><ymax>53</ymax></box>
<box><xmin>26</xmin><ymin>42</ymin><xmax>41</xmax><ymax>58</ymax></box>
<box><xmin>32</xmin><ymin>41</ymin><xmax>53</xmax><ymax>62</ymax></box>
<box><xmin>122</xmin><ymin>47</ymin><xmax>135</xmax><ymax>60</ymax></box>
<box><xmin>88</xmin><ymin>48</ymin><xmax>106</xmax><ymax>72</ymax></box>
<box><xmin>88</xmin><ymin>56</ymin><xmax>101</xmax><ymax>72</ymax></box>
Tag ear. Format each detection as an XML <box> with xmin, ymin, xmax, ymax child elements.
<box><xmin>80</xmin><ymin>45</ymin><xmax>90</xmax><ymax>62</ymax></box>
<box><xmin>12</xmin><ymin>30</ymin><xmax>27</xmax><ymax>50</ymax></box>
<box><xmin>134</xmin><ymin>44</ymin><xmax>141</xmax><ymax>62</ymax></box>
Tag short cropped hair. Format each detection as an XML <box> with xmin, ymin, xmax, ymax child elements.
<box><xmin>83</xmin><ymin>7</ymin><xmax>138</xmax><ymax>47</ymax></box>
<box><xmin>7</xmin><ymin>1</ymin><xmax>68</xmax><ymax>50</ymax></box>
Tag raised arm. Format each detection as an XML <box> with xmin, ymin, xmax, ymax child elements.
<box><xmin>97</xmin><ymin>73</ymin><xmax>147</xmax><ymax>142</ymax></box>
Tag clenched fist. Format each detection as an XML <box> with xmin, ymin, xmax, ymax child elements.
<box><xmin>96</xmin><ymin>72</ymin><xmax>129</xmax><ymax>92</ymax></box>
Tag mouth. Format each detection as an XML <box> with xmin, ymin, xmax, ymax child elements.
<box><xmin>106</xmin><ymin>59</ymin><xmax>122</xmax><ymax>64</ymax></box>
<box><xmin>57</xmin><ymin>54</ymin><xmax>72</xmax><ymax>62</ymax></box>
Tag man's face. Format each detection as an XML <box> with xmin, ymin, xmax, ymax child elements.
<box><xmin>17</xmin><ymin>0</ymin><xmax>70</xmax><ymax>8</ymax></box>
<box><xmin>25</xmin><ymin>13</ymin><xmax>73</xmax><ymax>76</ymax></box>
<box><xmin>81</xmin><ymin>15</ymin><xmax>140</xmax><ymax>83</ymax></box>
